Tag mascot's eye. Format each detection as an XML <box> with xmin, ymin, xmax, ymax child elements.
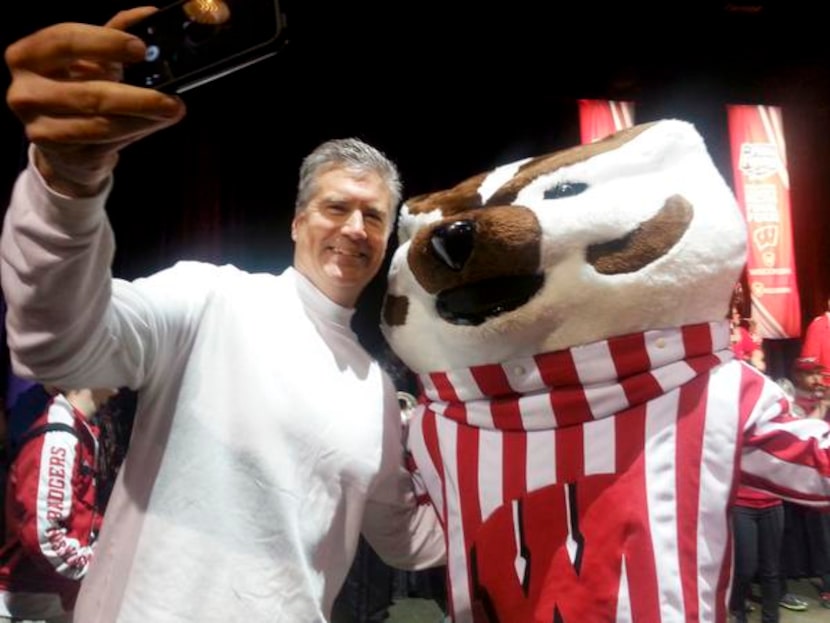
<box><xmin>544</xmin><ymin>181</ymin><xmax>588</xmax><ymax>200</ymax></box>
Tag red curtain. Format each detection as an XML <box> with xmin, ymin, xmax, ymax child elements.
<box><xmin>578</xmin><ymin>99</ymin><xmax>635</xmax><ymax>144</ymax></box>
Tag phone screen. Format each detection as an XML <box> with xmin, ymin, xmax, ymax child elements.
<box><xmin>123</xmin><ymin>0</ymin><xmax>286</xmax><ymax>93</ymax></box>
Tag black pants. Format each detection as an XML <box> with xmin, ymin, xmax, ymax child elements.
<box><xmin>781</xmin><ymin>500</ymin><xmax>830</xmax><ymax>591</ymax></box>
<box><xmin>730</xmin><ymin>504</ymin><xmax>784</xmax><ymax>623</ymax></box>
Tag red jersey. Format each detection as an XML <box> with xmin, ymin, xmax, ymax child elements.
<box><xmin>734</xmin><ymin>485</ymin><xmax>781</xmax><ymax>509</ymax></box>
<box><xmin>0</xmin><ymin>394</ymin><xmax>101</xmax><ymax>619</ymax></box>
<box><xmin>802</xmin><ymin>313</ymin><xmax>830</xmax><ymax>382</ymax></box>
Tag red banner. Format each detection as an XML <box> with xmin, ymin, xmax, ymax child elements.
<box><xmin>578</xmin><ymin>99</ymin><xmax>635</xmax><ymax>144</ymax></box>
<box><xmin>727</xmin><ymin>104</ymin><xmax>801</xmax><ymax>339</ymax></box>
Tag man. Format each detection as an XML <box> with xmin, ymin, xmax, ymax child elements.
<box><xmin>1</xmin><ymin>8</ymin><xmax>444</xmax><ymax>623</ymax></box>
<box><xmin>0</xmin><ymin>387</ymin><xmax>115</xmax><ymax>623</ymax></box>
<box><xmin>781</xmin><ymin>357</ymin><xmax>830</xmax><ymax>609</ymax></box>
<box><xmin>802</xmin><ymin>296</ymin><xmax>830</xmax><ymax>387</ymax></box>
<box><xmin>791</xmin><ymin>356</ymin><xmax>828</xmax><ymax>420</ymax></box>
<box><xmin>730</xmin><ymin>305</ymin><xmax>766</xmax><ymax>372</ymax></box>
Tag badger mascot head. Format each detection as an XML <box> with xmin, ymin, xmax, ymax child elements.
<box><xmin>379</xmin><ymin>120</ymin><xmax>781</xmax><ymax>622</ymax></box>
<box><xmin>382</xmin><ymin>120</ymin><xmax>746</xmax><ymax>371</ymax></box>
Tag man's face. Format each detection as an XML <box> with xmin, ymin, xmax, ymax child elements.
<box><xmin>796</xmin><ymin>370</ymin><xmax>824</xmax><ymax>393</ymax></box>
<box><xmin>291</xmin><ymin>166</ymin><xmax>392</xmax><ymax>308</ymax></box>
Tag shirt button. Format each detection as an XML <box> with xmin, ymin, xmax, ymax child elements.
<box><xmin>513</xmin><ymin>365</ymin><xmax>526</xmax><ymax>376</ymax></box>
<box><xmin>655</xmin><ymin>338</ymin><xmax>667</xmax><ymax>348</ymax></box>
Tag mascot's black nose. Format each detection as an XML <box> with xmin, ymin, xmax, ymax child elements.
<box><xmin>430</xmin><ymin>220</ymin><xmax>475</xmax><ymax>271</ymax></box>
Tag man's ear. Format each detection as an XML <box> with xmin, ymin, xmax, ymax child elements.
<box><xmin>291</xmin><ymin>210</ymin><xmax>308</xmax><ymax>242</ymax></box>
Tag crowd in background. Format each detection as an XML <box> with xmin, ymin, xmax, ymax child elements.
<box><xmin>729</xmin><ymin>289</ymin><xmax>830</xmax><ymax>622</ymax></box>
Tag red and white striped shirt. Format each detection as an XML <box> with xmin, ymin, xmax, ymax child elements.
<box><xmin>406</xmin><ymin>321</ymin><xmax>830</xmax><ymax>623</ymax></box>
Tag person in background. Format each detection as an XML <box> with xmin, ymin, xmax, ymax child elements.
<box><xmin>0</xmin><ymin>387</ymin><xmax>115</xmax><ymax>623</ymax></box>
<box><xmin>728</xmin><ymin>312</ymin><xmax>805</xmax><ymax>618</ymax></box>
<box><xmin>779</xmin><ymin>357</ymin><xmax>830</xmax><ymax>610</ymax></box>
<box><xmin>729</xmin><ymin>482</ymin><xmax>789</xmax><ymax>623</ymax></box>
<box><xmin>730</xmin><ymin>306</ymin><xmax>766</xmax><ymax>372</ymax></box>
<box><xmin>802</xmin><ymin>295</ymin><xmax>830</xmax><ymax>388</ymax></box>
<box><xmin>790</xmin><ymin>357</ymin><xmax>829</xmax><ymax>421</ymax></box>
<box><xmin>92</xmin><ymin>387</ymin><xmax>137</xmax><ymax>510</ymax></box>
<box><xmin>0</xmin><ymin>9</ymin><xmax>445</xmax><ymax>623</ymax></box>
<box><xmin>745</xmin><ymin>317</ymin><xmax>766</xmax><ymax>373</ymax></box>
<box><xmin>728</xmin><ymin>359</ymin><xmax>809</xmax><ymax>620</ymax></box>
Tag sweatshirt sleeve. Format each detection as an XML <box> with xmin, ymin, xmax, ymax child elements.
<box><xmin>0</xmin><ymin>154</ymin><xmax>121</xmax><ymax>387</ymax></box>
<box><xmin>360</xmin><ymin>380</ymin><xmax>446</xmax><ymax>570</ymax></box>
<box><xmin>0</xmin><ymin>154</ymin><xmax>217</xmax><ymax>391</ymax></box>
<box><xmin>13</xmin><ymin>397</ymin><xmax>99</xmax><ymax>580</ymax></box>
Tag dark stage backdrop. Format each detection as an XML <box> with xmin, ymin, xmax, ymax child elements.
<box><xmin>1</xmin><ymin>0</ymin><xmax>829</xmax><ymax>376</ymax></box>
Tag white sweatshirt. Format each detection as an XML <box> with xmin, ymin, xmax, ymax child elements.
<box><xmin>0</xmin><ymin>160</ymin><xmax>445</xmax><ymax>622</ymax></box>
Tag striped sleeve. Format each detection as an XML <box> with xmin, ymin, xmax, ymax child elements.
<box><xmin>739</xmin><ymin>367</ymin><xmax>830</xmax><ymax>507</ymax></box>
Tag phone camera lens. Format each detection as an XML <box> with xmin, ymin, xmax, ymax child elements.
<box><xmin>145</xmin><ymin>45</ymin><xmax>161</xmax><ymax>62</ymax></box>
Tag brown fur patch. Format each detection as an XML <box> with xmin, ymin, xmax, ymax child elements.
<box><xmin>587</xmin><ymin>194</ymin><xmax>693</xmax><ymax>274</ymax></box>
<box><xmin>382</xmin><ymin>293</ymin><xmax>409</xmax><ymax>327</ymax></box>
<box><xmin>405</xmin><ymin>172</ymin><xmax>488</xmax><ymax>217</ymax></box>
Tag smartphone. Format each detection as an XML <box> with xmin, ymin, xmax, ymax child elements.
<box><xmin>123</xmin><ymin>0</ymin><xmax>288</xmax><ymax>94</ymax></box>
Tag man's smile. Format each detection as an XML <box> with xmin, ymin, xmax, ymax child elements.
<box><xmin>329</xmin><ymin>245</ymin><xmax>368</xmax><ymax>260</ymax></box>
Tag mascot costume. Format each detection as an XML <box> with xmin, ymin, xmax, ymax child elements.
<box><xmin>380</xmin><ymin>119</ymin><xmax>830</xmax><ymax>623</ymax></box>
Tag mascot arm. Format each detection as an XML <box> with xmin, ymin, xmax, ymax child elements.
<box><xmin>741</xmin><ymin>384</ymin><xmax>830</xmax><ymax>505</ymax></box>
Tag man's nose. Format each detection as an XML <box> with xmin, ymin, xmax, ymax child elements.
<box><xmin>342</xmin><ymin>210</ymin><xmax>367</xmax><ymax>238</ymax></box>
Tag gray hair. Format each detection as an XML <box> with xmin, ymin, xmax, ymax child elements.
<box><xmin>295</xmin><ymin>138</ymin><xmax>402</xmax><ymax>232</ymax></box>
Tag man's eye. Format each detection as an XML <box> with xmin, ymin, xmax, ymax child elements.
<box><xmin>327</xmin><ymin>204</ymin><xmax>347</xmax><ymax>214</ymax></box>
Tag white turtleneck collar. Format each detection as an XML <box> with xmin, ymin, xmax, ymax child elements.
<box><xmin>287</xmin><ymin>266</ymin><xmax>355</xmax><ymax>330</ymax></box>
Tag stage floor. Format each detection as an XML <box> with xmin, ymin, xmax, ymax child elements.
<box><xmin>385</xmin><ymin>578</ymin><xmax>830</xmax><ymax>623</ymax></box>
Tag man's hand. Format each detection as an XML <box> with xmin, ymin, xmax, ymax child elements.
<box><xmin>4</xmin><ymin>7</ymin><xmax>187</xmax><ymax>197</ymax></box>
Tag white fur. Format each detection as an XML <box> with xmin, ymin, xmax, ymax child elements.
<box><xmin>383</xmin><ymin>120</ymin><xmax>747</xmax><ymax>373</ymax></box>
